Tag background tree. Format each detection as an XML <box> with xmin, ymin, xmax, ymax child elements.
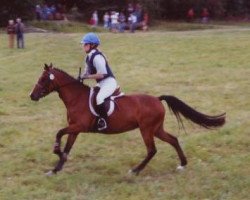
<box><xmin>0</xmin><ymin>0</ymin><xmax>35</xmax><ymax>26</ymax></box>
<box><xmin>1</xmin><ymin>0</ymin><xmax>250</xmax><ymax>27</ymax></box>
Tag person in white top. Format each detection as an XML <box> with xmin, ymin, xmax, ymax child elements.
<box><xmin>129</xmin><ymin>13</ymin><xmax>137</xmax><ymax>33</ymax></box>
<box><xmin>110</xmin><ymin>11</ymin><xmax>119</xmax><ymax>32</ymax></box>
<box><xmin>103</xmin><ymin>12</ymin><xmax>110</xmax><ymax>29</ymax></box>
<box><xmin>92</xmin><ymin>10</ymin><xmax>98</xmax><ymax>27</ymax></box>
<box><xmin>79</xmin><ymin>33</ymin><xmax>118</xmax><ymax>131</ymax></box>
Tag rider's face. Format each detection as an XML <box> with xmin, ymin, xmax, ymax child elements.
<box><xmin>82</xmin><ymin>43</ymin><xmax>91</xmax><ymax>53</ymax></box>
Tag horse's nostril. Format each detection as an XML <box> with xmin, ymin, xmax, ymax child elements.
<box><xmin>30</xmin><ymin>93</ymin><xmax>38</xmax><ymax>101</ymax></box>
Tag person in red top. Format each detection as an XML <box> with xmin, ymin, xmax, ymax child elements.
<box><xmin>6</xmin><ymin>20</ymin><xmax>15</xmax><ymax>48</ymax></box>
<box><xmin>201</xmin><ymin>8</ymin><xmax>209</xmax><ymax>23</ymax></box>
<box><xmin>142</xmin><ymin>11</ymin><xmax>149</xmax><ymax>31</ymax></box>
<box><xmin>187</xmin><ymin>8</ymin><xmax>195</xmax><ymax>22</ymax></box>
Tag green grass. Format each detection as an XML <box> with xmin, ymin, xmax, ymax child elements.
<box><xmin>0</xmin><ymin>24</ymin><xmax>250</xmax><ymax>200</ymax></box>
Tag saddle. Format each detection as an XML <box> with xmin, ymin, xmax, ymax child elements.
<box><xmin>89</xmin><ymin>86</ymin><xmax>124</xmax><ymax>117</ymax></box>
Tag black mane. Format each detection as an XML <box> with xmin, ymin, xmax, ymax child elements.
<box><xmin>52</xmin><ymin>67</ymin><xmax>89</xmax><ymax>89</ymax></box>
<box><xmin>53</xmin><ymin>67</ymin><xmax>76</xmax><ymax>81</ymax></box>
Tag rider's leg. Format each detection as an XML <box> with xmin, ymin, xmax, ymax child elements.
<box><xmin>96</xmin><ymin>78</ymin><xmax>117</xmax><ymax>130</ymax></box>
<box><xmin>96</xmin><ymin>102</ymin><xmax>108</xmax><ymax>130</ymax></box>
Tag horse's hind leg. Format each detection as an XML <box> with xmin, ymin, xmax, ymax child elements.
<box><xmin>130</xmin><ymin>129</ymin><xmax>157</xmax><ymax>175</ymax></box>
<box><xmin>155</xmin><ymin>128</ymin><xmax>187</xmax><ymax>167</ymax></box>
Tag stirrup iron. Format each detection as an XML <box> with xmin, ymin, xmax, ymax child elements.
<box><xmin>97</xmin><ymin>118</ymin><xmax>107</xmax><ymax>130</ymax></box>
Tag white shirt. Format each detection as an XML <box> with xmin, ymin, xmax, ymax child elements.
<box><xmin>111</xmin><ymin>13</ymin><xmax>119</xmax><ymax>24</ymax></box>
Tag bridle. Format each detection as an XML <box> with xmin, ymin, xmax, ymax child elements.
<box><xmin>36</xmin><ymin>72</ymin><xmax>79</xmax><ymax>98</ymax></box>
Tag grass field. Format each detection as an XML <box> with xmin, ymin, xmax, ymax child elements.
<box><xmin>0</xmin><ymin>24</ymin><xmax>250</xmax><ymax>200</ymax></box>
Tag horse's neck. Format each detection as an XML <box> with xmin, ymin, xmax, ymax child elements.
<box><xmin>55</xmin><ymin>74</ymin><xmax>89</xmax><ymax>108</ymax></box>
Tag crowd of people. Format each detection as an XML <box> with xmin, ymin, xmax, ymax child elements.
<box><xmin>90</xmin><ymin>3</ymin><xmax>149</xmax><ymax>33</ymax></box>
<box><xmin>187</xmin><ymin>7</ymin><xmax>210</xmax><ymax>23</ymax></box>
<box><xmin>35</xmin><ymin>3</ymin><xmax>66</xmax><ymax>21</ymax></box>
<box><xmin>6</xmin><ymin>18</ymin><xmax>25</xmax><ymax>49</ymax></box>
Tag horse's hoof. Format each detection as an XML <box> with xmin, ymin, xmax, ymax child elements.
<box><xmin>45</xmin><ymin>170</ymin><xmax>56</xmax><ymax>177</ymax></box>
<box><xmin>127</xmin><ymin>169</ymin><xmax>139</xmax><ymax>176</ymax></box>
<box><xmin>176</xmin><ymin>165</ymin><xmax>185</xmax><ymax>171</ymax></box>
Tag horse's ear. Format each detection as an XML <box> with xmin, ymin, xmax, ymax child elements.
<box><xmin>44</xmin><ymin>63</ymin><xmax>49</xmax><ymax>71</ymax></box>
<box><xmin>49</xmin><ymin>63</ymin><xmax>53</xmax><ymax>68</ymax></box>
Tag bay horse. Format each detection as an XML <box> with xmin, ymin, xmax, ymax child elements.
<box><xmin>30</xmin><ymin>64</ymin><xmax>226</xmax><ymax>176</ymax></box>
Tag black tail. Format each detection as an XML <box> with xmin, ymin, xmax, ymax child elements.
<box><xmin>159</xmin><ymin>95</ymin><xmax>226</xmax><ymax>129</ymax></box>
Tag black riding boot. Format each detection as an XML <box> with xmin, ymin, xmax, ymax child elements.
<box><xmin>97</xmin><ymin>103</ymin><xmax>108</xmax><ymax>131</ymax></box>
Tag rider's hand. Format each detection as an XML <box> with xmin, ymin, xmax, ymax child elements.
<box><xmin>77</xmin><ymin>76</ymin><xmax>84</xmax><ymax>83</ymax></box>
<box><xmin>82</xmin><ymin>74</ymin><xmax>89</xmax><ymax>79</ymax></box>
<box><xmin>77</xmin><ymin>74</ymin><xmax>88</xmax><ymax>83</ymax></box>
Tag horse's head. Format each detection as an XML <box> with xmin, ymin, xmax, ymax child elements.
<box><xmin>30</xmin><ymin>63</ymin><xmax>57</xmax><ymax>101</ymax></box>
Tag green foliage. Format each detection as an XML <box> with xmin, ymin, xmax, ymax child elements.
<box><xmin>0</xmin><ymin>24</ymin><xmax>250</xmax><ymax>199</ymax></box>
<box><xmin>1</xmin><ymin>0</ymin><xmax>250</xmax><ymax>27</ymax></box>
<box><xmin>0</xmin><ymin>0</ymin><xmax>36</xmax><ymax>26</ymax></box>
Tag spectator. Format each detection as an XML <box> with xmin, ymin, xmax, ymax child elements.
<box><xmin>110</xmin><ymin>11</ymin><xmax>119</xmax><ymax>32</ymax></box>
<box><xmin>46</xmin><ymin>5</ymin><xmax>54</xmax><ymax>20</ymax></box>
<box><xmin>118</xmin><ymin>12</ymin><xmax>126</xmax><ymax>32</ymax></box>
<box><xmin>91</xmin><ymin>10</ymin><xmax>98</xmax><ymax>27</ymax></box>
<box><xmin>187</xmin><ymin>8</ymin><xmax>195</xmax><ymax>22</ymax></box>
<box><xmin>35</xmin><ymin>4</ymin><xmax>42</xmax><ymax>21</ymax></box>
<box><xmin>201</xmin><ymin>8</ymin><xmax>209</xmax><ymax>23</ymax></box>
<box><xmin>6</xmin><ymin>20</ymin><xmax>15</xmax><ymax>48</ymax></box>
<box><xmin>127</xmin><ymin>3</ymin><xmax>134</xmax><ymax>15</ymax></box>
<box><xmin>142</xmin><ymin>12</ymin><xmax>149</xmax><ymax>31</ymax></box>
<box><xmin>128</xmin><ymin>13</ymin><xmax>137</xmax><ymax>33</ymax></box>
<box><xmin>15</xmin><ymin>18</ymin><xmax>25</xmax><ymax>49</ymax></box>
<box><xmin>103</xmin><ymin>12</ymin><xmax>110</xmax><ymax>29</ymax></box>
<box><xmin>41</xmin><ymin>4</ymin><xmax>48</xmax><ymax>20</ymax></box>
<box><xmin>134</xmin><ymin>3</ymin><xmax>143</xmax><ymax>23</ymax></box>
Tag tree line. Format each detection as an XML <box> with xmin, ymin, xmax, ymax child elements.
<box><xmin>1</xmin><ymin>0</ymin><xmax>250</xmax><ymax>26</ymax></box>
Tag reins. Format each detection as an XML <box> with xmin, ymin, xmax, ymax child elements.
<box><xmin>54</xmin><ymin>80</ymin><xmax>80</xmax><ymax>92</ymax></box>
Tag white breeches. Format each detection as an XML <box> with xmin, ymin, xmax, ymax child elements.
<box><xmin>96</xmin><ymin>77</ymin><xmax>117</xmax><ymax>105</ymax></box>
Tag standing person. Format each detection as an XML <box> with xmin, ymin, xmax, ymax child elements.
<box><xmin>79</xmin><ymin>33</ymin><xmax>118</xmax><ymax>131</ymax></box>
<box><xmin>129</xmin><ymin>13</ymin><xmax>137</xmax><ymax>33</ymax></box>
<box><xmin>35</xmin><ymin>5</ymin><xmax>42</xmax><ymax>21</ymax></box>
<box><xmin>91</xmin><ymin>10</ymin><xmax>98</xmax><ymax>27</ymax></box>
<box><xmin>187</xmin><ymin>8</ymin><xmax>195</xmax><ymax>22</ymax></box>
<box><xmin>118</xmin><ymin>12</ymin><xmax>126</xmax><ymax>32</ymax></box>
<box><xmin>103</xmin><ymin>12</ymin><xmax>110</xmax><ymax>29</ymax></box>
<box><xmin>142</xmin><ymin>11</ymin><xmax>149</xmax><ymax>31</ymax></box>
<box><xmin>201</xmin><ymin>8</ymin><xmax>209</xmax><ymax>23</ymax></box>
<box><xmin>110</xmin><ymin>11</ymin><xmax>119</xmax><ymax>32</ymax></box>
<box><xmin>127</xmin><ymin>3</ymin><xmax>134</xmax><ymax>15</ymax></box>
<box><xmin>15</xmin><ymin>18</ymin><xmax>25</xmax><ymax>49</ymax></box>
<box><xmin>6</xmin><ymin>20</ymin><xmax>15</xmax><ymax>48</ymax></box>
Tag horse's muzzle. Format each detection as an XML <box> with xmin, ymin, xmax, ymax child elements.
<box><xmin>30</xmin><ymin>93</ymin><xmax>40</xmax><ymax>101</ymax></box>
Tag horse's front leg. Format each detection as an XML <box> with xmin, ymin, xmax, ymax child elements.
<box><xmin>46</xmin><ymin>124</ymin><xmax>86</xmax><ymax>176</ymax></box>
<box><xmin>52</xmin><ymin>133</ymin><xmax>79</xmax><ymax>174</ymax></box>
<box><xmin>53</xmin><ymin>128</ymin><xmax>68</xmax><ymax>158</ymax></box>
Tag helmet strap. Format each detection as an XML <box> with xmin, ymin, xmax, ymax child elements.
<box><xmin>86</xmin><ymin>44</ymin><xmax>98</xmax><ymax>53</ymax></box>
<box><xmin>90</xmin><ymin>44</ymin><xmax>98</xmax><ymax>49</ymax></box>
<box><xmin>85</xmin><ymin>44</ymin><xmax>98</xmax><ymax>53</ymax></box>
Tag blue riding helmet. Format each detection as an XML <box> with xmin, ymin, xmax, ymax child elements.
<box><xmin>81</xmin><ymin>32</ymin><xmax>100</xmax><ymax>45</ymax></box>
